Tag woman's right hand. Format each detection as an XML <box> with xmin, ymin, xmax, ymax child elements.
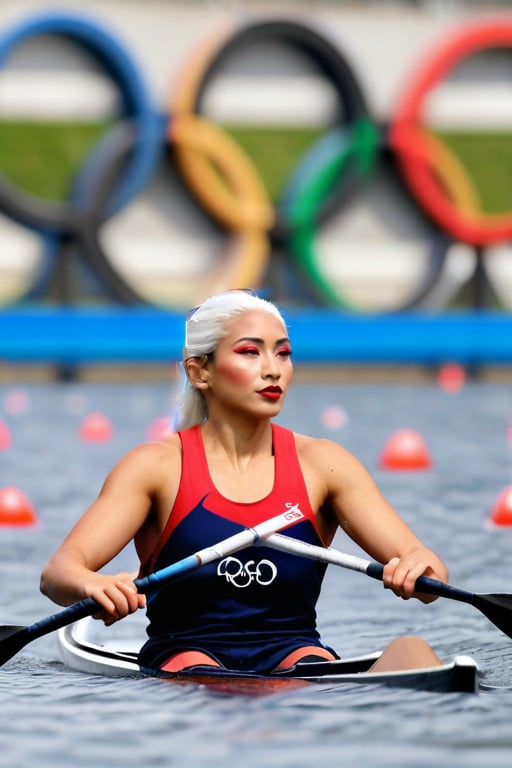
<box><xmin>82</xmin><ymin>571</ymin><xmax>146</xmax><ymax>625</ymax></box>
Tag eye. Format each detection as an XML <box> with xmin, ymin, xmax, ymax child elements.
<box><xmin>234</xmin><ymin>345</ymin><xmax>259</xmax><ymax>355</ymax></box>
<box><xmin>277</xmin><ymin>346</ymin><xmax>292</xmax><ymax>358</ymax></box>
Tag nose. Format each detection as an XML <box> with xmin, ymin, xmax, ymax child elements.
<box><xmin>262</xmin><ymin>352</ymin><xmax>281</xmax><ymax>380</ymax></box>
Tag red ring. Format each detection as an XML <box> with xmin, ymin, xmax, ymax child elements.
<box><xmin>390</xmin><ymin>19</ymin><xmax>512</xmax><ymax>245</ymax></box>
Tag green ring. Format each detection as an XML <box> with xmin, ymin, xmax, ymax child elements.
<box><xmin>287</xmin><ymin>118</ymin><xmax>379</xmax><ymax>307</ymax></box>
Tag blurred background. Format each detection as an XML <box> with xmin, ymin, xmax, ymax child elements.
<box><xmin>1</xmin><ymin>0</ymin><xmax>512</xmax><ymax>379</ymax></box>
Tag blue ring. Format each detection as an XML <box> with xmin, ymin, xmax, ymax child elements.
<box><xmin>0</xmin><ymin>10</ymin><xmax>161</xmax><ymax>228</ymax></box>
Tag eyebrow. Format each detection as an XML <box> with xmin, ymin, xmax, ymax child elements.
<box><xmin>233</xmin><ymin>336</ymin><xmax>291</xmax><ymax>347</ymax></box>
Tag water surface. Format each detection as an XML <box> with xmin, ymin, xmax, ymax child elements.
<box><xmin>1</xmin><ymin>380</ymin><xmax>512</xmax><ymax>767</ymax></box>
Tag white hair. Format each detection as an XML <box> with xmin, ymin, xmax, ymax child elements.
<box><xmin>176</xmin><ymin>290</ymin><xmax>286</xmax><ymax>429</ymax></box>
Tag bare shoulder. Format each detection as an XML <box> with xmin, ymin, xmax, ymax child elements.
<box><xmin>290</xmin><ymin>431</ymin><xmax>375</xmax><ymax>538</ymax></box>
<box><xmin>292</xmin><ymin>431</ymin><xmax>365</xmax><ymax>476</ymax></box>
<box><xmin>105</xmin><ymin>433</ymin><xmax>183</xmax><ymax>485</ymax></box>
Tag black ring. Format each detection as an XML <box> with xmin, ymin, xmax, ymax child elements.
<box><xmin>183</xmin><ymin>18</ymin><xmax>375</xmax><ymax>239</ymax></box>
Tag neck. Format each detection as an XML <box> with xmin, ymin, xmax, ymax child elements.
<box><xmin>201</xmin><ymin>417</ymin><xmax>273</xmax><ymax>463</ymax></box>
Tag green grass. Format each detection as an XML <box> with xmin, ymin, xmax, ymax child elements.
<box><xmin>0</xmin><ymin>120</ymin><xmax>323</xmax><ymax>204</ymax></box>
<box><xmin>0</xmin><ymin>120</ymin><xmax>111</xmax><ymax>199</ymax></box>
<box><xmin>436</xmin><ymin>131</ymin><xmax>512</xmax><ymax>215</ymax></box>
<box><xmin>0</xmin><ymin>121</ymin><xmax>510</xmax><ymax>215</ymax></box>
<box><xmin>224</xmin><ymin>124</ymin><xmax>323</xmax><ymax>202</ymax></box>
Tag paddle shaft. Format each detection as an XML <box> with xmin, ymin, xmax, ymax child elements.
<box><xmin>265</xmin><ymin>534</ymin><xmax>476</xmax><ymax>607</ymax></box>
<box><xmin>0</xmin><ymin>505</ymin><xmax>304</xmax><ymax>663</ymax></box>
<box><xmin>265</xmin><ymin>534</ymin><xmax>512</xmax><ymax>641</ymax></box>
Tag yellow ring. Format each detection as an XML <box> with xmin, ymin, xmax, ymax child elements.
<box><xmin>172</xmin><ymin>23</ymin><xmax>232</xmax><ymax>114</ymax></box>
<box><xmin>170</xmin><ymin>23</ymin><xmax>275</xmax><ymax>233</ymax></box>
<box><xmin>169</xmin><ymin>113</ymin><xmax>274</xmax><ymax>231</ymax></box>
<box><xmin>169</xmin><ymin>113</ymin><xmax>271</xmax><ymax>290</ymax></box>
<box><xmin>203</xmin><ymin>228</ymin><xmax>270</xmax><ymax>297</ymax></box>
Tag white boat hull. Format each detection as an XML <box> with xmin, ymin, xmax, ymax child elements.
<box><xmin>57</xmin><ymin>618</ymin><xmax>480</xmax><ymax>694</ymax></box>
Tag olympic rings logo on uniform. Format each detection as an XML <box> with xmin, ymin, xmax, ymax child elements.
<box><xmin>217</xmin><ymin>556</ymin><xmax>278</xmax><ymax>588</ymax></box>
<box><xmin>0</xmin><ymin>10</ymin><xmax>511</xmax><ymax>311</ymax></box>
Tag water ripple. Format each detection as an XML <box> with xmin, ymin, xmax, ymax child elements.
<box><xmin>1</xmin><ymin>381</ymin><xmax>512</xmax><ymax>767</ymax></box>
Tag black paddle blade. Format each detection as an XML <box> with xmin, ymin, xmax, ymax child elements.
<box><xmin>0</xmin><ymin>625</ymin><xmax>30</xmax><ymax>666</ymax></box>
<box><xmin>474</xmin><ymin>593</ymin><xmax>512</xmax><ymax>640</ymax></box>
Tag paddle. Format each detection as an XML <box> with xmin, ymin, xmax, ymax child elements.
<box><xmin>264</xmin><ymin>533</ymin><xmax>512</xmax><ymax>641</ymax></box>
<box><xmin>0</xmin><ymin>505</ymin><xmax>304</xmax><ymax>666</ymax></box>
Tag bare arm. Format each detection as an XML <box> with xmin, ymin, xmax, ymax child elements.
<box><xmin>301</xmin><ymin>436</ymin><xmax>448</xmax><ymax>604</ymax></box>
<box><xmin>40</xmin><ymin>440</ymin><xmax>179</xmax><ymax>623</ymax></box>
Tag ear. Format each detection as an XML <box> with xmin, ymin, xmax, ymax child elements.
<box><xmin>184</xmin><ymin>356</ymin><xmax>209</xmax><ymax>390</ymax></box>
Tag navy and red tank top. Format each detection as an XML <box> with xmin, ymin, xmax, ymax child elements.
<box><xmin>138</xmin><ymin>423</ymin><xmax>333</xmax><ymax>673</ymax></box>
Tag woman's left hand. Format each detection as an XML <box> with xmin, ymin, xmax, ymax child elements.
<box><xmin>382</xmin><ymin>555</ymin><xmax>441</xmax><ymax>604</ymax></box>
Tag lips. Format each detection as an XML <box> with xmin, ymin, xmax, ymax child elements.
<box><xmin>257</xmin><ymin>386</ymin><xmax>282</xmax><ymax>400</ymax></box>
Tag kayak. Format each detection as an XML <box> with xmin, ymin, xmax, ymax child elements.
<box><xmin>57</xmin><ymin>618</ymin><xmax>480</xmax><ymax>695</ymax></box>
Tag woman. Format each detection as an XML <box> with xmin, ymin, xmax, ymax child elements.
<box><xmin>41</xmin><ymin>289</ymin><xmax>447</xmax><ymax>674</ymax></box>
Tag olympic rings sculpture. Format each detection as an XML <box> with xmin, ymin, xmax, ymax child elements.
<box><xmin>0</xmin><ymin>10</ymin><xmax>511</xmax><ymax>312</ymax></box>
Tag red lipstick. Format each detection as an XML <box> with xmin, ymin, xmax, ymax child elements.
<box><xmin>257</xmin><ymin>386</ymin><xmax>282</xmax><ymax>400</ymax></box>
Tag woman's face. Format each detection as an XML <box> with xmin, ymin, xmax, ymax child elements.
<box><xmin>205</xmin><ymin>310</ymin><xmax>293</xmax><ymax>419</ymax></box>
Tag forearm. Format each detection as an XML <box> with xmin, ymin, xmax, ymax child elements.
<box><xmin>335</xmin><ymin>493</ymin><xmax>448</xmax><ymax>597</ymax></box>
<box><xmin>40</xmin><ymin>547</ymin><xmax>93</xmax><ymax>606</ymax></box>
<box><xmin>339</xmin><ymin>492</ymin><xmax>447</xmax><ymax>581</ymax></box>
<box><xmin>40</xmin><ymin>546</ymin><xmax>145</xmax><ymax>625</ymax></box>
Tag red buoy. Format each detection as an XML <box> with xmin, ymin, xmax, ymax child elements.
<box><xmin>489</xmin><ymin>486</ymin><xmax>512</xmax><ymax>527</ymax></box>
<box><xmin>79</xmin><ymin>412</ymin><xmax>113</xmax><ymax>442</ymax></box>
<box><xmin>437</xmin><ymin>363</ymin><xmax>466</xmax><ymax>394</ymax></box>
<box><xmin>320</xmin><ymin>405</ymin><xmax>348</xmax><ymax>430</ymax></box>
<box><xmin>379</xmin><ymin>429</ymin><xmax>432</xmax><ymax>470</ymax></box>
<box><xmin>0</xmin><ymin>486</ymin><xmax>38</xmax><ymax>527</ymax></box>
<box><xmin>146</xmin><ymin>416</ymin><xmax>175</xmax><ymax>442</ymax></box>
<box><xmin>3</xmin><ymin>388</ymin><xmax>29</xmax><ymax>415</ymax></box>
<box><xmin>0</xmin><ymin>420</ymin><xmax>11</xmax><ymax>449</ymax></box>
